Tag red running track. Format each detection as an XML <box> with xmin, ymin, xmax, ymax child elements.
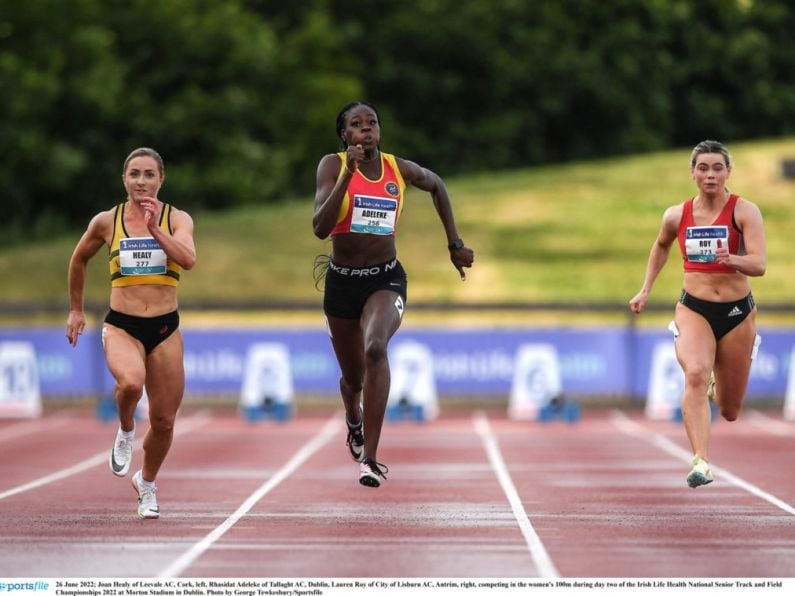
<box><xmin>0</xmin><ymin>406</ymin><xmax>793</xmax><ymax>578</ymax></box>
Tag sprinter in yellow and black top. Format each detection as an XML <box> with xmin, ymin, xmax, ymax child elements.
<box><xmin>313</xmin><ymin>102</ymin><xmax>474</xmax><ymax>488</ymax></box>
<box><xmin>66</xmin><ymin>147</ymin><xmax>196</xmax><ymax>519</ymax></box>
<box><xmin>109</xmin><ymin>201</ymin><xmax>182</xmax><ymax>287</ymax></box>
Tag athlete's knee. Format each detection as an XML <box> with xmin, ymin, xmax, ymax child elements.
<box><xmin>718</xmin><ymin>401</ymin><xmax>742</xmax><ymax>422</ymax></box>
<box><xmin>115</xmin><ymin>374</ymin><xmax>145</xmax><ymax>400</ymax></box>
<box><xmin>364</xmin><ymin>338</ymin><xmax>388</xmax><ymax>365</ymax></box>
<box><xmin>340</xmin><ymin>376</ymin><xmax>363</xmax><ymax>396</ymax></box>
<box><xmin>148</xmin><ymin>411</ymin><xmax>177</xmax><ymax>434</ymax></box>
<box><xmin>683</xmin><ymin>366</ymin><xmax>711</xmax><ymax>392</ymax></box>
<box><xmin>721</xmin><ymin>409</ymin><xmax>740</xmax><ymax>422</ymax></box>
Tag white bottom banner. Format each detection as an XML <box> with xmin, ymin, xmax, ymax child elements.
<box><xmin>8</xmin><ymin>577</ymin><xmax>789</xmax><ymax>596</ymax></box>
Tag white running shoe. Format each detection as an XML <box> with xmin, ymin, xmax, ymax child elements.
<box><xmin>346</xmin><ymin>408</ymin><xmax>364</xmax><ymax>462</ymax></box>
<box><xmin>131</xmin><ymin>470</ymin><xmax>160</xmax><ymax>519</ymax></box>
<box><xmin>686</xmin><ymin>456</ymin><xmax>714</xmax><ymax>488</ymax></box>
<box><xmin>359</xmin><ymin>458</ymin><xmax>388</xmax><ymax>488</ymax></box>
<box><xmin>109</xmin><ymin>428</ymin><xmax>133</xmax><ymax>477</ymax></box>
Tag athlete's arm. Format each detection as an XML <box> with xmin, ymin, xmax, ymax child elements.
<box><xmin>716</xmin><ymin>198</ymin><xmax>766</xmax><ymax>276</ymax></box>
<box><xmin>630</xmin><ymin>205</ymin><xmax>680</xmax><ymax>314</ymax></box>
<box><xmin>66</xmin><ymin>210</ymin><xmax>112</xmax><ymax>346</ymax></box>
<box><xmin>397</xmin><ymin>157</ymin><xmax>474</xmax><ymax>279</ymax></box>
<box><xmin>313</xmin><ymin>153</ymin><xmax>354</xmax><ymax>239</ymax></box>
<box><xmin>141</xmin><ymin>199</ymin><xmax>196</xmax><ymax>270</ymax></box>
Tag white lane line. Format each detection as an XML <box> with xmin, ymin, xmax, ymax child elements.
<box><xmin>748</xmin><ymin>409</ymin><xmax>795</xmax><ymax>437</ymax></box>
<box><xmin>0</xmin><ymin>411</ymin><xmax>213</xmax><ymax>501</ymax></box>
<box><xmin>610</xmin><ymin>409</ymin><xmax>795</xmax><ymax>516</ymax></box>
<box><xmin>0</xmin><ymin>418</ymin><xmax>71</xmax><ymax>443</ymax></box>
<box><xmin>472</xmin><ymin>411</ymin><xmax>560</xmax><ymax>578</ymax></box>
<box><xmin>157</xmin><ymin>414</ymin><xmax>341</xmax><ymax>578</ymax></box>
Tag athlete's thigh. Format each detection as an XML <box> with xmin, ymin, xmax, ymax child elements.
<box><xmin>145</xmin><ymin>330</ymin><xmax>185</xmax><ymax>415</ymax></box>
<box><xmin>103</xmin><ymin>325</ymin><xmax>146</xmax><ymax>384</ymax></box>
<box><xmin>673</xmin><ymin>302</ymin><xmax>716</xmax><ymax>375</ymax></box>
<box><xmin>327</xmin><ymin>316</ymin><xmax>365</xmax><ymax>380</ymax></box>
<box><xmin>361</xmin><ymin>290</ymin><xmax>404</xmax><ymax>343</ymax></box>
<box><xmin>714</xmin><ymin>311</ymin><xmax>756</xmax><ymax>405</ymax></box>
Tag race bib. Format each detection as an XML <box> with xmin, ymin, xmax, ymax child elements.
<box><xmin>685</xmin><ymin>226</ymin><xmax>728</xmax><ymax>263</ymax></box>
<box><xmin>119</xmin><ymin>237</ymin><xmax>167</xmax><ymax>275</ymax></box>
<box><xmin>350</xmin><ymin>195</ymin><xmax>398</xmax><ymax>235</ymax></box>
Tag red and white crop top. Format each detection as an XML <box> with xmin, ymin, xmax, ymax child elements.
<box><xmin>677</xmin><ymin>194</ymin><xmax>744</xmax><ymax>274</ymax></box>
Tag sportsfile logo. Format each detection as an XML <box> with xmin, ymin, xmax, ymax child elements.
<box><xmin>0</xmin><ymin>582</ymin><xmax>50</xmax><ymax>592</ymax></box>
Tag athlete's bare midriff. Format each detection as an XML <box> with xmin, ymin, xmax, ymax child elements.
<box><xmin>682</xmin><ymin>271</ymin><xmax>751</xmax><ymax>302</ymax></box>
<box><xmin>110</xmin><ymin>285</ymin><xmax>178</xmax><ymax>317</ymax></box>
<box><xmin>330</xmin><ymin>234</ymin><xmax>397</xmax><ymax>267</ymax></box>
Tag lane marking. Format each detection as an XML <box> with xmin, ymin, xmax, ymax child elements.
<box><xmin>0</xmin><ymin>418</ymin><xmax>70</xmax><ymax>443</ymax></box>
<box><xmin>748</xmin><ymin>409</ymin><xmax>795</xmax><ymax>437</ymax></box>
<box><xmin>157</xmin><ymin>414</ymin><xmax>341</xmax><ymax>578</ymax></box>
<box><xmin>0</xmin><ymin>411</ymin><xmax>212</xmax><ymax>501</ymax></box>
<box><xmin>610</xmin><ymin>410</ymin><xmax>795</xmax><ymax>516</ymax></box>
<box><xmin>472</xmin><ymin>411</ymin><xmax>560</xmax><ymax>578</ymax></box>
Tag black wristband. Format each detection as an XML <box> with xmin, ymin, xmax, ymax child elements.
<box><xmin>447</xmin><ymin>238</ymin><xmax>464</xmax><ymax>250</ymax></box>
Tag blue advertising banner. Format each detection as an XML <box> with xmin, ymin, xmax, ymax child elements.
<box><xmin>1</xmin><ymin>326</ymin><xmax>792</xmax><ymax>403</ymax></box>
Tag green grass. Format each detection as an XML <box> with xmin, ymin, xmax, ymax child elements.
<box><xmin>3</xmin><ymin>137</ymin><xmax>794</xmax><ymax>318</ymax></box>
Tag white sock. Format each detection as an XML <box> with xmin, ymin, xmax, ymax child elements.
<box><xmin>118</xmin><ymin>425</ymin><xmax>135</xmax><ymax>440</ymax></box>
<box><xmin>138</xmin><ymin>474</ymin><xmax>156</xmax><ymax>490</ymax></box>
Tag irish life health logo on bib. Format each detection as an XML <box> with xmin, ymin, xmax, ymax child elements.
<box><xmin>685</xmin><ymin>225</ymin><xmax>728</xmax><ymax>263</ymax></box>
<box><xmin>119</xmin><ymin>237</ymin><xmax>168</xmax><ymax>275</ymax></box>
<box><xmin>350</xmin><ymin>195</ymin><xmax>398</xmax><ymax>235</ymax></box>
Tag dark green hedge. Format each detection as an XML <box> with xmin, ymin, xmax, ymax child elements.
<box><xmin>1</xmin><ymin>0</ymin><xmax>793</xmax><ymax>241</ymax></box>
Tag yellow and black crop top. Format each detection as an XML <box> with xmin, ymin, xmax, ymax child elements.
<box><xmin>109</xmin><ymin>202</ymin><xmax>181</xmax><ymax>287</ymax></box>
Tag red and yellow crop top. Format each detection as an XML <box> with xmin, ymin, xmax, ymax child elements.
<box><xmin>677</xmin><ymin>194</ymin><xmax>743</xmax><ymax>274</ymax></box>
<box><xmin>108</xmin><ymin>202</ymin><xmax>181</xmax><ymax>287</ymax></box>
<box><xmin>330</xmin><ymin>152</ymin><xmax>407</xmax><ymax>237</ymax></box>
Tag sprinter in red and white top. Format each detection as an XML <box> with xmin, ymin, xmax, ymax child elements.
<box><xmin>313</xmin><ymin>101</ymin><xmax>474</xmax><ymax>488</ymax></box>
<box><xmin>629</xmin><ymin>140</ymin><xmax>766</xmax><ymax>488</ymax></box>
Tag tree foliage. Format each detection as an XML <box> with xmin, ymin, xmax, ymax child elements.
<box><xmin>1</xmin><ymin>0</ymin><xmax>793</xmax><ymax>242</ymax></box>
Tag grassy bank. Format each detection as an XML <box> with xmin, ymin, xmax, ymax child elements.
<box><xmin>2</xmin><ymin>138</ymin><xmax>794</xmax><ymax>326</ymax></box>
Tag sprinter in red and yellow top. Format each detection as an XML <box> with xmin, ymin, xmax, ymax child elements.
<box><xmin>313</xmin><ymin>101</ymin><xmax>474</xmax><ymax>488</ymax></box>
